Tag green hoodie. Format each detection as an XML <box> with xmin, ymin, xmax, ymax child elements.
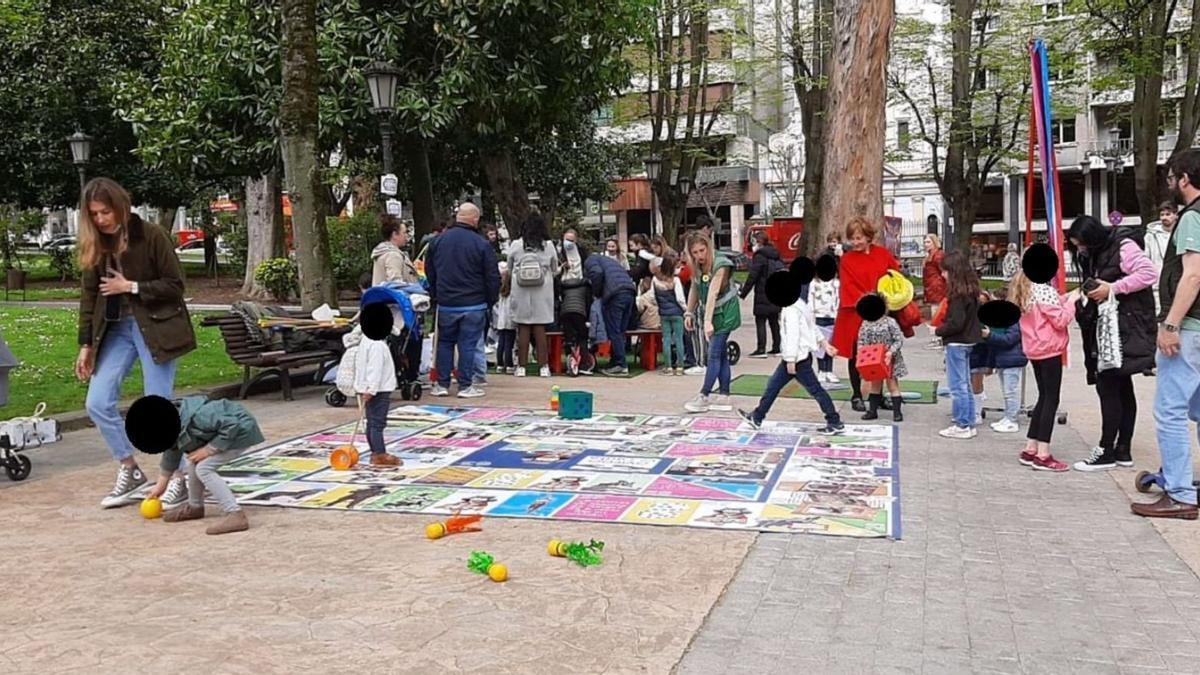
<box><xmin>160</xmin><ymin>396</ymin><xmax>266</xmax><ymax>473</ymax></box>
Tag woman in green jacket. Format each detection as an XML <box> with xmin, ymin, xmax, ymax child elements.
<box><xmin>74</xmin><ymin>178</ymin><xmax>196</xmax><ymax>510</ymax></box>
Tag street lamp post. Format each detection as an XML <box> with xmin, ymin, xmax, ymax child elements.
<box><xmin>363</xmin><ymin>62</ymin><xmax>401</xmax><ymax>175</ymax></box>
<box><xmin>66</xmin><ymin>130</ymin><xmax>93</xmax><ymax>193</ymax></box>
<box><xmin>643</xmin><ymin>154</ymin><xmax>662</xmax><ymax>235</ymax></box>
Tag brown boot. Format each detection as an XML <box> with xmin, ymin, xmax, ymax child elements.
<box><xmin>163</xmin><ymin>504</ymin><xmax>205</xmax><ymax>523</ymax></box>
<box><xmin>370</xmin><ymin>452</ymin><xmax>403</xmax><ymax>467</ymax></box>
<box><xmin>1131</xmin><ymin>494</ymin><xmax>1199</xmax><ymax>520</ymax></box>
<box><xmin>206</xmin><ymin>510</ymin><xmax>249</xmax><ymax>535</ymax></box>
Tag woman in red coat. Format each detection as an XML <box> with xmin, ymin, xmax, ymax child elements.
<box><xmin>831</xmin><ymin>216</ymin><xmax>901</xmax><ymax>411</ymax></box>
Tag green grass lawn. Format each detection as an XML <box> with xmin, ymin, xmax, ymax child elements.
<box><xmin>0</xmin><ymin>307</ymin><xmax>241</xmax><ymax>416</ymax></box>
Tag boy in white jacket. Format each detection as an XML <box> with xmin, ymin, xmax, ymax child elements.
<box><xmin>355</xmin><ymin>304</ymin><xmax>402</xmax><ymax>466</ymax></box>
<box><xmin>737</xmin><ymin>259</ymin><xmax>844</xmax><ymax>434</ymax></box>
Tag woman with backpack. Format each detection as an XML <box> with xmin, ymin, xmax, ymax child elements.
<box><xmin>507</xmin><ymin>213</ymin><xmax>560</xmax><ymax>377</ymax></box>
<box><xmin>740</xmin><ymin>231</ymin><xmax>784</xmax><ymax>358</ymax></box>
<box><xmin>1065</xmin><ymin>215</ymin><xmax>1158</xmax><ymax>471</ymax></box>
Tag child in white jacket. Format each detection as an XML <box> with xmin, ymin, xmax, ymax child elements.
<box><xmin>737</xmin><ymin>261</ymin><xmax>844</xmax><ymax>434</ymax></box>
<box><xmin>354</xmin><ymin>304</ymin><xmax>402</xmax><ymax>467</ymax></box>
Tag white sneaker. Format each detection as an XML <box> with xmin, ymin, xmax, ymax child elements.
<box><xmin>827</xmin><ymin>372</ymin><xmax>840</xmax><ymax>384</ymax></box>
<box><xmin>990</xmin><ymin>418</ymin><xmax>1019</xmax><ymax>433</ymax></box>
<box><xmin>458</xmin><ymin>385</ymin><xmax>486</xmax><ymax>399</ymax></box>
<box><xmin>161</xmin><ymin>475</ymin><xmax>188</xmax><ymax>511</ymax></box>
<box><xmin>709</xmin><ymin>394</ymin><xmax>733</xmax><ymax>411</ymax></box>
<box><xmin>539</xmin><ymin>365</ymin><xmax>551</xmax><ymax>378</ymax></box>
<box><xmin>684</xmin><ymin>366</ymin><xmax>706</xmax><ymax>376</ymax></box>
<box><xmin>430</xmin><ymin>384</ymin><xmax>450</xmax><ymax>397</ymax></box>
<box><xmin>514</xmin><ymin>367</ymin><xmax>526</xmax><ymax>377</ymax></box>
<box><xmin>100</xmin><ymin>465</ymin><xmax>147</xmax><ymax>508</ymax></box>
<box><xmin>938</xmin><ymin>425</ymin><xmax>977</xmax><ymax>439</ymax></box>
<box><xmin>684</xmin><ymin>394</ymin><xmax>711</xmax><ymax>413</ymax></box>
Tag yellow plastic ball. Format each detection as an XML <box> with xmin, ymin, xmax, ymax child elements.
<box><xmin>488</xmin><ymin>563</ymin><xmax>508</xmax><ymax>582</ymax></box>
<box><xmin>426</xmin><ymin>522</ymin><xmax>446</xmax><ymax>540</ymax></box>
<box><xmin>140</xmin><ymin>498</ymin><xmax>163</xmax><ymax>520</ymax></box>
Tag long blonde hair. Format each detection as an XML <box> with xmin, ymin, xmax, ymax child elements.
<box><xmin>77</xmin><ymin>178</ymin><xmax>133</xmax><ymax>270</ymax></box>
<box><xmin>1008</xmin><ymin>270</ymin><xmax>1033</xmax><ymax>310</ymax></box>
<box><xmin>685</xmin><ymin>232</ymin><xmax>715</xmax><ymax>275</ymax></box>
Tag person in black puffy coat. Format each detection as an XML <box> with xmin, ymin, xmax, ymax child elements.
<box><xmin>740</xmin><ymin>232</ymin><xmax>784</xmax><ymax>357</ymax></box>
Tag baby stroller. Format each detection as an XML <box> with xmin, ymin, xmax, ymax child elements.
<box><xmin>325</xmin><ymin>284</ymin><xmax>427</xmax><ymax>406</ymax></box>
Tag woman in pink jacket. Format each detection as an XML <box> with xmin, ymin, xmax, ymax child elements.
<box><xmin>1011</xmin><ymin>244</ymin><xmax>1081</xmax><ymax>472</ymax></box>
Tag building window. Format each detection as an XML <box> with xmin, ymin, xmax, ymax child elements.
<box><xmin>974</xmin><ymin>68</ymin><xmax>999</xmax><ymax>91</ymax></box>
<box><xmin>897</xmin><ymin>120</ymin><xmax>911</xmax><ymax>151</ymax></box>
<box><xmin>1041</xmin><ymin>0</ymin><xmax>1067</xmax><ymax>19</ymax></box>
<box><xmin>593</xmin><ymin>104</ymin><xmax>614</xmax><ymax>126</ymax></box>
<box><xmin>973</xmin><ymin>13</ymin><xmax>997</xmax><ymax>34</ymax></box>
<box><xmin>1161</xmin><ymin>102</ymin><xmax>1178</xmax><ymax>137</ymax></box>
<box><xmin>1051</xmin><ymin>118</ymin><xmax>1076</xmax><ymax>145</ymax></box>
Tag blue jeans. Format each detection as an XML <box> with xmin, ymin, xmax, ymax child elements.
<box><xmin>701</xmin><ymin>331</ymin><xmax>732</xmax><ymax>396</ymax></box>
<box><xmin>85</xmin><ymin>317</ymin><xmax>177</xmax><ymax>461</ymax></box>
<box><xmin>661</xmin><ymin>316</ymin><xmax>685</xmax><ymax>369</ymax></box>
<box><xmin>752</xmin><ymin>358</ymin><xmax>841</xmax><ymax>426</ymax></box>
<box><xmin>944</xmin><ymin>344</ymin><xmax>975</xmax><ymax>428</ymax></box>
<box><xmin>996</xmin><ymin>367</ymin><xmax>1022</xmax><ymax>423</ymax></box>
<box><xmin>364</xmin><ymin>391</ymin><xmax>392</xmax><ymax>455</ymax></box>
<box><xmin>474</xmin><ymin>331</ymin><xmax>488</xmax><ymax>382</ymax></box>
<box><xmin>1153</xmin><ymin>333</ymin><xmax>1200</xmax><ymax>505</ymax></box>
<box><xmin>436</xmin><ymin>309</ymin><xmax>486</xmax><ymax>388</ymax></box>
<box><xmin>602</xmin><ymin>291</ymin><xmax>635</xmax><ymax>368</ymax></box>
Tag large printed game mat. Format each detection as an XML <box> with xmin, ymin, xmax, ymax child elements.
<box><xmin>220</xmin><ymin>405</ymin><xmax>902</xmax><ymax>538</ymax></box>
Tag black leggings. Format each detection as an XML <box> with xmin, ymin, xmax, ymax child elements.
<box><xmin>1028</xmin><ymin>357</ymin><xmax>1063</xmax><ymax>443</ymax></box>
<box><xmin>1096</xmin><ymin>371</ymin><xmax>1136</xmax><ymax>451</ymax></box>
<box><xmin>849</xmin><ymin>347</ymin><xmax>862</xmax><ymax>399</ymax></box>
<box><xmin>754</xmin><ymin>313</ymin><xmax>781</xmax><ymax>352</ymax></box>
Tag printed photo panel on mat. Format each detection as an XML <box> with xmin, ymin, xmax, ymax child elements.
<box><xmin>525</xmin><ymin>470</ymin><xmax>593</xmax><ymax>493</ymax></box>
<box><xmin>783</xmin><ymin>454</ymin><xmax>880</xmax><ymax>480</ymax></box>
<box><xmin>592</xmin><ymin>413</ymin><xmax>654</xmax><ymax>425</ymax></box>
<box><xmin>552</xmin><ymin>494</ymin><xmax>638</xmax><ymax>521</ymax></box>
<box><xmin>303</xmin><ymin>465</ymin><xmax>427</xmax><ymax>485</ymax></box>
<box><xmin>643</xmin><ymin>475</ymin><xmax>761</xmax><ymax>501</ymax></box>
<box><xmin>354</xmin><ymin>486</ymin><xmax>458</xmax><ymax>512</ymax></box>
<box><xmin>485</xmin><ymin>491</ymin><xmax>575</xmax><ymax>518</ymax></box>
<box><xmin>411</xmin><ymin>465</ymin><xmax>491</xmax><ymax>486</ymax></box>
<box><xmin>384</xmin><ymin>405</ymin><xmax>463</xmax><ymax>427</ymax></box>
<box><xmin>296</xmin><ymin>483</ymin><xmax>394</xmax><ymax>510</ymax></box>
<box><xmin>239</xmin><ymin>481</ymin><xmax>334</xmax><ymax>506</ymax></box>
<box><xmin>665</xmin><ymin>457</ymin><xmax>772</xmax><ymax>481</ymax></box>
<box><xmin>579</xmin><ymin>472</ymin><xmax>656</xmax><ymax>495</ymax></box>
<box><xmin>465</xmin><ymin>468</ymin><xmax>547</xmax><ymax>490</ymax></box>
<box><xmin>687</xmin><ymin>502</ymin><xmax>767</xmax><ymax>529</ymax></box>
<box><xmin>457</xmin><ymin>407</ymin><xmax>522</xmax><ymax>422</ymax></box>
<box><xmin>454</xmin><ymin>440</ymin><xmax>587</xmax><ymax>471</ymax></box>
<box><xmin>759</xmin><ymin>502</ymin><xmax>888</xmax><ymax>537</ymax></box>
<box><xmin>792</xmin><ymin>444</ymin><xmax>892</xmax><ymax>468</ymax></box>
<box><xmin>571</xmin><ymin>453</ymin><xmax>674</xmax><ymax>474</ymax></box>
<box><xmin>621</xmin><ymin>497</ymin><xmax>702</xmax><ymax>525</ymax></box>
<box><xmin>426</xmin><ymin>489</ymin><xmax>503</xmax><ymax>515</ymax></box>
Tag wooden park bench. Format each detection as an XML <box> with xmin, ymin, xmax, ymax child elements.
<box><xmin>200</xmin><ymin>314</ymin><xmax>340</xmax><ymax>401</ymax></box>
<box><xmin>544</xmin><ymin>328</ymin><xmax>662</xmax><ymax>374</ymax></box>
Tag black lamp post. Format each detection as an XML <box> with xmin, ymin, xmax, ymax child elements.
<box><xmin>66</xmin><ymin>130</ymin><xmax>93</xmax><ymax>193</ymax></box>
<box><xmin>363</xmin><ymin>62</ymin><xmax>401</xmax><ymax>175</ymax></box>
<box><xmin>643</xmin><ymin>154</ymin><xmax>662</xmax><ymax>234</ymax></box>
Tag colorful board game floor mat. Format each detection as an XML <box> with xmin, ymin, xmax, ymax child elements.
<box><xmin>219</xmin><ymin>405</ymin><xmax>902</xmax><ymax>538</ymax></box>
<box><xmin>730</xmin><ymin>375</ymin><xmax>938</xmax><ymax>404</ymax></box>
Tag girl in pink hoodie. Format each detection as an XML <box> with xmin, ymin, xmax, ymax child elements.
<box><xmin>1011</xmin><ymin>268</ymin><xmax>1081</xmax><ymax>472</ymax></box>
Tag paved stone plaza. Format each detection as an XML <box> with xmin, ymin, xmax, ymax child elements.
<box><xmin>4</xmin><ymin>316</ymin><xmax>1199</xmax><ymax>674</ymax></box>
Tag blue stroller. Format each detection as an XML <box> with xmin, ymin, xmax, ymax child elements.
<box><xmin>325</xmin><ymin>283</ymin><xmax>427</xmax><ymax>406</ymax></box>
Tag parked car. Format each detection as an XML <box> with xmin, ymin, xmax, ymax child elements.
<box><xmin>175</xmin><ymin>239</ymin><xmax>230</xmax><ymax>265</ymax></box>
<box><xmin>43</xmin><ymin>235</ymin><xmax>77</xmax><ymax>252</ymax></box>
<box><xmin>717</xmin><ymin>248</ymin><xmax>751</xmax><ymax>272</ymax></box>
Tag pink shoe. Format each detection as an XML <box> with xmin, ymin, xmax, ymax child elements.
<box><xmin>1019</xmin><ymin>449</ymin><xmax>1037</xmax><ymax>467</ymax></box>
<box><xmin>1031</xmin><ymin>454</ymin><xmax>1068</xmax><ymax>472</ymax></box>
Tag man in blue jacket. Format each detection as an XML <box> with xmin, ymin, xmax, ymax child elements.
<box><xmin>585</xmin><ymin>252</ymin><xmax>637</xmax><ymax>375</ymax></box>
<box><xmin>426</xmin><ymin>203</ymin><xmax>500</xmax><ymax>398</ymax></box>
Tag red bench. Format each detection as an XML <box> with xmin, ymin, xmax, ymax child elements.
<box><xmin>545</xmin><ymin>329</ymin><xmax>662</xmax><ymax>374</ymax></box>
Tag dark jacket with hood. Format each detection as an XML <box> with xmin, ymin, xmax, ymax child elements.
<box><xmin>740</xmin><ymin>242</ymin><xmax>784</xmax><ymax>316</ymax></box>
<box><xmin>78</xmin><ymin>213</ymin><xmax>196</xmax><ymax>364</ymax></box>
<box><xmin>1074</xmin><ymin>226</ymin><xmax>1156</xmax><ymax>381</ymax></box>
<box><xmin>585</xmin><ymin>253</ymin><xmax>636</xmax><ymax>302</ymax></box>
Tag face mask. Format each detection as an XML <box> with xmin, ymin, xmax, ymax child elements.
<box><xmin>563</xmin><ymin>240</ymin><xmax>576</xmax><ymax>251</ymax></box>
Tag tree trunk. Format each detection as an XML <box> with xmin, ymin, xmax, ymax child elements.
<box><xmin>403</xmin><ymin>136</ymin><xmax>437</xmax><ymax>241</ymax></box>
<box><xmin>350</xmin><ymin>174</ymin><xmax>376</xmax><ymax>214</ymax></box>
<box><xmin>1172</xmin><ymin>0</ymin><xmax>1200</xmax><ymax>158</ymax></box>
<box><xmin>242</xmin><ymin>171</ymin><xmax>284</xmax><ymax>298</ymax></box>
<box><xmin>944</xmin><ymin>0</ymin><xmax>975</xmax><ymax>253</ymax></box>
<box><xmin>280</xmin><ymin>0</ymin><xmax>336</xmax><ymax>310</ymax></box>
<box><xmin>480</xmin><ymin>177</ymin><xmax>497</xmax><ymax>225</ymax></box>
<box><xmin>793</xmin><ymin>0</ymin><xmax>831</xmax><ymax>257</ymax></box>
<box><xmin>481</xmin><ymin>148</ymin><xmax>532</xmax><ymax>232</ymax></box>
<box><xmin>158</xmin><ymin>206</ymin><xmax>178</xmax><ymax>232</ymax></box>
<box><xmin>819</xmin><ymin>0</ymin><xmax>894</xmax><ymax>243</ymax></box>
<box><xmin>1129</xmin><ymin>4</ymin><xmax>1168</xmax><ymax>223</ymax></box>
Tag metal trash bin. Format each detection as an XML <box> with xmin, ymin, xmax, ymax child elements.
<box><xmin>0</xmin><ymin>331</ymin><xmax>18</xmax><ymax>407</ymax></box>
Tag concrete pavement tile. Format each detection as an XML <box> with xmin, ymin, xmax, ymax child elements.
<box><xmin>1070</xmin><ymin>658</ymin><xmax>1123</xmax><ymax>675</ymax></box>
<box><xmin>1113</xmin><ymin>648</ymin><xmax>1168</xmax><ymax>669</ymax></box>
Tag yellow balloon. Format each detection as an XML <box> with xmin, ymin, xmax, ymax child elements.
<box><xmin>488</xmin><ymin>564</ymin><xmax>508</xmax><ymax>582</ymax></box>
<box><xmin>140</xmin><ymin>498</ymin><xmax>163</xmax><ymax>520</ymax></box>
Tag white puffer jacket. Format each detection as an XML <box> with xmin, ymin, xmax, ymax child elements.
<box><xmin>354</xmin><ymin>336</ymin><xmax>397</xmax><ymax>396</ymax></box>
